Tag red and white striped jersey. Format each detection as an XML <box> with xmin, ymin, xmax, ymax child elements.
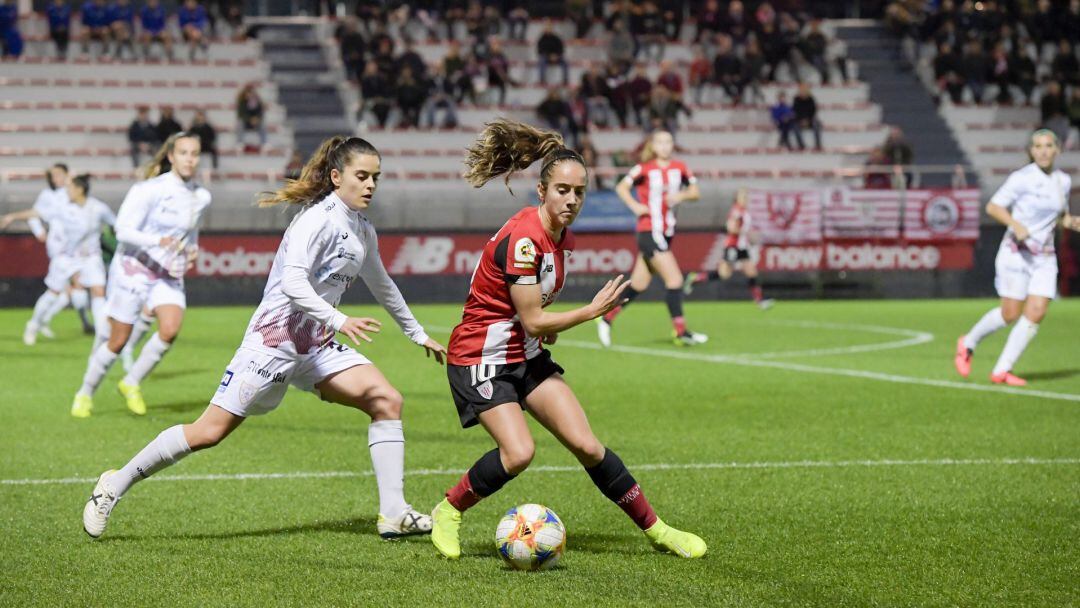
<box><xmin>723</xmin><ymin>204</ymin><xmax>750</xmax><ymax>249</ymax></box>
<box><xmin>626</xmin><ymin>159</ymin><xmax>696</xmax><ymax>238</ymax></box>
<box><xmin>448</xmin><ymin>206</ymin><xmax>575</xmax><ymax>366</ymax></box>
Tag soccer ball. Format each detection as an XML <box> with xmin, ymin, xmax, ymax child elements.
<box><xmin>494</xmin><ymin>504</ymin><xmax>566</xmax><ymax>571</ymax></box>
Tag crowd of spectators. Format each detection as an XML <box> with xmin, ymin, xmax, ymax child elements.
<box><xmin>0</xmin><ymin>0</ymin><xmax>245</xmax><ymax>61</ymax></box>
<box><xmin>888</xmin><ymin>0</ymin><xmax>1080</xmax><ymax>144</ymax></box>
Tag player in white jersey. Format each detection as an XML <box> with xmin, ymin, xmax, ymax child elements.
<box><xmin>955</xmin><ymin>130</ymin><xmax>1080</xmax><ymax>385</ymax></box>
<box><xmin>81</xmin><ymin>135</ymin><xmax>448</xmax><ymax>541</ymax></box>
<box><xmin>0</xmin><ymin>164</ymin><xmax>95</xmax><ymax>342</ymax></box>
<box><xmin>72</xmin><ymin>132</ymin><xmax>211</xmax><ymax>418</ymax></box>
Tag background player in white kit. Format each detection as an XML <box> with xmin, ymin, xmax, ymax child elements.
<box><xmin>72</xmin><ymin>132</ymin><xmax>210</xmax><ymax>417</ymax></box>
<box><xmin>955</xmin><ymin>130</ymin><xmax>1080</xmax><ymax>385</ymax></box>
<box><xmin>82</xmin><ymin>135</ymin><xmax>448</xmax><ymax>541</ymax></box>
<box><xmin>0</xmin><ymin>163</ymin><xmax>96</xmax><ymax>342</ymax></box>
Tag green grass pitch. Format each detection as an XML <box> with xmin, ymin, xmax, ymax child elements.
<box><xmin>0</xmin><ymin>299</ymin><xmax>1077</xmax><ymax>607</ymax></box>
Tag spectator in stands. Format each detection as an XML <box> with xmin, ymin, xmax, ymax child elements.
<box><xmin>607</xmin><ymin>18</ymin><xmax>635</xmax><ymax>74</ymax></box>
<box><xmin>988</xmin><ymin>42</ymin><xmax>1012</xmax><ymax>104</ymax></box>
<box><xmin>536</xmin><ymin>87</ymin><xmax>579</xmax><ymax>148</ymax></box>
<box><xmin>359</xmin><ymin>60</ymin><xmax>392</xmax><ymax>128</ymax></box>
<box><xmin>688</xmin><ymin>43</ymin><xmax>711</xmax><ymax>105</ymax></box>
<box><xmin>139</xmin><ymin>0</ymin><xmax>173</xmax><ymax>59</ymax></box>
<box><xmin>284</xmin><ymin>150</ymin><xmax>303</xmax><ymax>181</ymax></box>
<box><xmin>740</xmin><ymin>36</ymin><xmax>766</xmax><ymax>105</ymax></box>
<box><xmin>863</xmin><ymin>146</ymin><xmax>892</xmax><ymax>189</ymax></box>
<box><xmin>107</xmin><ymin>0</ymin><xmax>135</xmax><ymax>59</ymax></box>
<box><xmin>933</xmin><ymin>41</ymin><xmax>965</xmax><ymax>104</ymax></box>
<box><xmin>128</xmin><ymin>106</ymin><xmax>158</xmax><ymax>168</ymax></box>
<box><xmin>695</xmin><ymin>0</ymin><xmax>722</xmax><ymax>43</ymax></box>
<box><xmin>507</xmin><ymin>1</ymin><xmax>529</xmax><ymax>41</ymax></box>
<box><xmin>637</xmin><ymin>1</ymin><xmax>665</xmax><ymax>61</ymax></box>
<box><xmin>236</xmin><ymin>83</ymin><xmax>267</xmax><ymax>150</ymax></box>
<box><xmin>724</xmin><ymin>0</ymin><xmax>750</xmax><ymax>47</ymax></box>
<box><xmin>178</xmin><ymin>0</ymin><xmax>209</xmax><ymax>60</ymax></box>
<box><xmin>536</xmin><ymin>20</ymin><xmax>569</xmax><ymax>85</ymax></box>
<box><xmin>0</xmin><ymin>0</ymin><xmax>19</xmax><ymax>58</ymax></box>
<box><xmin>656</xmin><ymin>60</ymin><xmax>684</xmax><ymax>98</ymax></box>
<box><xmin>580</xmin><ymin>62</ymin><xmax>611</xmax><ymax>128</ymax></box>
<box><xmin>961</xmin><ymin>40</ymin><xmax>989</xmax><ymax>103</ymax></box>
<box><xmin>1027</xmin><ymin>0</ymin><xmax>1058</xmax><ymax>60</ymax></box>
<box><xmin>882</xmin><ymin>126</ymin><xmax>913</xmax><ymax>186</ymax></box>
<box><xmin>156</xmin><ymin>105</ymin><xmax>183</xmax><ymax>142</ymax></box>
<box><xmin>604</xmin><ymin>62</ymin><xmax>631</xmax><ymax>128</ymax></box>
<box><xmin>627</xmin><ymin>63</ymin><xmax>653</xmax><ymax>128</ymax></box>
<box><xmin>441</xmin><ymin>39</ymin><xmax>475</xmax><ymax>104</ymax></box>
<box><xmin>712</xmin><ymin>35</ymin><xmax>742</xmax><ymax>104</ymax></box>
<box><xmin>1010</xmin><ymin>46</ymin><xmax>1038</xmax><ymax>106</ymax></box>
<box><xmin>647</xmin><ymin>85</ymin><xmax>690</xmax><ymax>134</ymax></box>
<box><xmin>1065</xmin><ymin>0</ymin><xmax>1080</xmax><ymax>46</ymax></box>
<box><xmin>221</xmin><ymin>1</ymin><xmax>246</xmax><ymax>41</ymax></box>
<box><xmin>337</xmin><ymin>18</ymin><xmax>366</xmax><ymax>85</ymax></box>
<box><xmin>792</xmin><ymin>83</ymin><xmax>822</xmax><ymax>151</ymax></box>
<box><xmin>189</xmin><ymin>109</ymin><xmax>218</xmax><ymax>169</ymax></box>
<box><xmin>661</xmin><ymin>0</ymin><xmax>683</xmax><ymax>41</ymax></box>
<box><xmin>772</xmin><ymin>11</ymin><xmax>803</xmax><ymax>82</ymax></box>
<box><xmin>396</xmin><ymin>37</ymin><xmax>427</xmax><ymax>81</ymax></box>
<box><xmin>567</xmin><ymin>0</ymin><xmax>590</xmax><ymax>39</ymax></box>
<box><xmin>424</xmin><ymin>63</ymin><xmax>459</xmax><ymax>128</ymax></box>
<box><xmin>577</xmin><ymin>133</ymin><xmax>604</xmax><ymax>188</ymax></box>
<box><xmin>1068</xmin><ymin>86</ymin><xmax>1080</xmax><ymax>149</ymax></box>
<box><xmin>1051</xmin><ymin>40</ymin><xmax>1080</xmax><ymax>86</ymax></box>
<box><xmin>46</xmin><ymin>0</ymin><xmax>71</xmax><ymax>59</ymax></box>
<box><xmin>800</xmin><ymin>19</ymin><xmax>830</xmax><ymax>84</ymax></box>
<box><xmin>770</xmin><ymin>91</ymin><xmax>804</xmax><ymax>151</ymax></box>
<box><xmin>486</xmin><ymin>37</ymin><xmax>517</xmax><ymax>106</ymax></box>
<box><xmin>395</xmin><ymin>66</ymin><xmax>427</xmax><ymax>128</ymax></box>
<box><xmin>1040</xmin><ymin>80</ymin><xmax>1070</xmax><ymax>143</ymax></box>
<box><xmin>81</xmin><ymin>0</ymin><xmax>112</xmax><ymax>57</ymax></box>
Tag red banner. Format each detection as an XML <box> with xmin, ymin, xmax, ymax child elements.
<box><xmin>0</xmin><ymin>229</ymin><xmax>979</xmax><ymax>280</ymax></box>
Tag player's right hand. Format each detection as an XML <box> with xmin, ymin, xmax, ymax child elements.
<box><xmin>1012</xmin><ymin>223</ymin><xmax>1030</xmax><ymax>241</ymax></box>
<box><xmin>339</xmin><ymin>317</ymin><xmax>382</xmax><ymax>345</ymax></box>
<box><xmin>589</xmin><ymin>274</ymin><xmax>631</xmax><ymax>318</ymax></box>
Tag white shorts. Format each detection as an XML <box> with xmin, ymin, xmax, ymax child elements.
<box><xmin>106</xmin><ymin>254</ymin><xmax>186</xmax><ymax>325</ymax></box>
<box><xmin>994</xmin><ymin>242</ymin><xmax>1057</xmax><ymax>301</ymax></box>
<box><xmin>44</xmin><ymin>255</ymin><xmax>107</xmax><ymax>292</ymax></box>
<box><xmin>211</xmin><ymin>342</ymin><xmax>371</xmax><ymax>417</ymax></box>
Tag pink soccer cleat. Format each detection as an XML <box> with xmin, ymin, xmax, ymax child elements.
<box><xmin>954</xmin><ymin>336</ymin><xmax>972</xmax><ymax>378</ymax></box>
<box><xmin>990</xmin><ymin>371</ymin><xmax>1027</xmax><ymax>386</ymax></box>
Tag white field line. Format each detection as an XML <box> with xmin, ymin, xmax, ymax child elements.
<box><xmin>3</xmin><ymin>457</ymin><xmax>1077</xmax><ymax>486</ymax></box>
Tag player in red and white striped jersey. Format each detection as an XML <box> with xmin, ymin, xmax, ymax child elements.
<box><xmin>432</xmin><ymin>119</ymin><xmax>706</xmax><ymax>561</ymax></box>
<box><xmin>684</xmin><ymin>188</ymin><xmax>774</xmax><ymax>309</ymax></box>
<box><xmin>597</xmin><ymin>130</ymin><xmax>707</xmax><ymax>348</ymax></box>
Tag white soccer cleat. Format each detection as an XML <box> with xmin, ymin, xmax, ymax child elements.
<box><xmin>674</xmin><ymin>330</ymin><xmax>709</xmax><ymax>346</ymax></box>
<box><xmin>83</xmin><ymin>470</ymin><xmax>120</xmax><ymax>538</ymax></box>
<box><xmin>23</xmin><ymin>321</ymin><xmax>38</xmax><ymax>346</ymax></box>
<box><xmin>758</xmin><ymin>298</ymin><xmax>776</xmax><ymax>311</ymax></box>
<box><xmin>377</xmin><ymin>505</ymin><xmax>433</xmax><ymax>539</ymax></box>
<box><xmin>596</xmin><ymin>318</ymin><xmax>612</xmax><ymax>348</ymax></box>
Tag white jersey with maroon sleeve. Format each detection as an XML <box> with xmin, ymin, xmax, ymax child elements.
<box><xmin>626</xmin><ymin>159</ymin><xmax>696</xmax><ymax>240</ymax></box>
<box><xmin>448</xmin><ymin>206</ymin><xmax>575</xmax><ymax>367</ymax></box>
<box><xmin>241</xmin><ymin>192</ymin><xmax>429</xmax><ymax>358</ymax></box>
<box><xmin>113</xmin><ymin>171</ymin><xmax>212</xmax><ymax>278</ymax></box>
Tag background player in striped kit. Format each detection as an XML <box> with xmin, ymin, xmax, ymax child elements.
<box><xmin>82</xmin><ymin>135</ymin><xmax>447</xmax><ymax>541</ymax></box>
<box><xmin>683</xmin><ymin>188</ymin><xmax>775</xmax><ymax>310</ymax></box>
<box><xmin>430</xmin><ymin>119</ymin><xmax>706</xmax><ymax>561</ymax></box>
<box><xmin>955</xmin><ymin>130</ymin><xmax>1080</xmax><ymax>386</ymax></box>
<box><xmin>597</xmin><ymin>130</ymin><xmax>707</xmax><ymax>348</ymax></box>
<box><xmin>0</xmin><ymin>163</ymin><xmax>96</xmax><ymax>342</ymax></box>
<box><xmin>72</xmin><ymin>132</ymin><xmax>210</xmax><ymax>417</ymax></box>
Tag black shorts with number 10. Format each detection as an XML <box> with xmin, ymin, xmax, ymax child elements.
<box><xmin>447</xmin><ymin>350</ymin><xmax>564</xmax><ymax>428</ymax></box>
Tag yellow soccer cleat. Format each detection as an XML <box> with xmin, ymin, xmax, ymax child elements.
<box><xmin>71</xmin><ymin>394</ymin><xmax>94</xmax><ymax>418</ymax></box>
<box><xmin>431</xmin><ymin>498</ymin><xmax>463</xmax><ymax>559</ymax></box>
<box><xmin>644</xmin><ymin>518</ymin><xmax>707</xmax><ymax>558</ymax></box>
<box><xmin>117</xmin><ymin>380</ymin><xmax>147</xmax><ymax>415</ymax></box>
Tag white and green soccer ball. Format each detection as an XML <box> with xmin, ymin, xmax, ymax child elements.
<box><xmin>494</xmin><ymin>504</ymin><xmax>566</xmax><ymax>571</ymax></box>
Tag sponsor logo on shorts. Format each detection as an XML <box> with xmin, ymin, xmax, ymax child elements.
<box><xmin>217</xmin><ymin>370</ymin><xmax>233</xmax><ymax>393</ymax></box>
<box><xmin>476</xmin><ymin>379</ymin><xmax>494</xmax><ymax>400</ymax></box>
<box><xmin>246</xmin><ymin>361</ymin><xmax>286</xmax><ymax>384</ymax></box>
<box><xmin>238</xmin><ymin>381</ymin><xmax>258</xmax><ymax>407</ymax></box>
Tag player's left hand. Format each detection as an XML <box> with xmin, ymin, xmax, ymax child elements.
<box><xmin>541</xmin><ymin>334</ymin><xmax>558</xmax><ymax>345</ymax></box>
<box><xmin>422</xmin><ymin>337</ymin><xmax>447</xmax><ymax>365</ymax></box>
<box><xmin>184</xmin><ymin>245</ymin><xmax>200</xmax><ymax>271</ymax></box>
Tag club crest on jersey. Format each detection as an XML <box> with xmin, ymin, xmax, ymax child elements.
<box><xmin>476</xmin><ymin>379</ymin><xmax>494</xmax><ymax>400</ymax></box>
<box><xmin>513</xmin><ymin>237</ymin><xmax>537</xmax><ymax>269</ymax></box>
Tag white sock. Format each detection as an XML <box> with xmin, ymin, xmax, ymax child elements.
<box><xmin>29</xmin><ymin>291</ymin><xmax>60</xmax><ymax>327</ymax></box>
<box><xmin>110</xmin><ymin>425</ymin><xmax>192</xmax><ymax>497</ymax></box>
<box><xmin>963</xmin><ymin>307</ymin><xmax>1007</xmax><ymax>351</ymax></box>
<box><xmin>368</xmin><ymin>420</ymin><xmax>407</xmax><ymax>517</ymax></box>
<box><xmin>992</xmin><ymin>317</ymin><xmax>1039</xmax><ymax>376</ymax></box>
<box><xmin>71</xmin><ymin>288</ymin><xmax>89</xmax><ymax>312</ymax></box>
<box><xmin>123</xmin><ymin>333</ymin><xmax>172</xmax><ymax>385</ymax></box>
<box><xmin>80</xmin><ymin>343</ymin><xmax>119</xmax><ymax>396</ymax></box>
<box><xmin>40</xmin><ymin>291</ymin><xmax>69</xmax><ymax>326</ymax></box>
<box><xmin>122</xmin><ymin>313</ymin><xmax>154</xmax><ymax>360</ymax></box>
<box><xmin>90</xmin><ymin>296</ymin><xmax>106</xmax><ymax>334</ymax></box>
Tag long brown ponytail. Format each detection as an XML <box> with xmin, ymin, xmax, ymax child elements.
<box><xmin>140</xmin><ymin>132</ymin><xmax>200</xmax><ymax>180</ymax></box>
<box><xmin>463</xmin><ymin>119</ymin><xmax>584</xmax><ymax>193</ymax></box>
<box><xmin>258</xmin><ymin>136</ymin><xmax>381</xmax><ymax>207</ymax></box>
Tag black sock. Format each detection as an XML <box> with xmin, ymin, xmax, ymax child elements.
<box><xmin>748</xmin><ymin>276</ymin><xmax>757</xmax><ymax>287</ymax></box>
<box><xmin>467</xmin><ymin>448</ymin><xmax>516</xmax><ymax>497</ymax></box>
<box><xmin>585</xmin><ymin>449</ymin><xmax>637</xmax><ymax>502</ymax></box>
<box><xmin>707</xmin><ymin>270</ymin><xmax>721</xmax><ymax>281</ymax></box>
<box><xmin>665</xmin><ymin>288</ymin><xmax>684</xmax><ymax>319</ymax></box>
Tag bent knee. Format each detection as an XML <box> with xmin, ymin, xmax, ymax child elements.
<box><xmin>502</xmin><ymin>442</ymin><xmax>535</xmax><ymax>475</ymax></box>
<box><xmin>569</xmin><ymin>436</ymin><xmax>605</xmax><ymax>465</ymax></box>
<box><xmin>186</xmin><ymin>426</ymin><xmax>228</xmax><ymax>450</ymax></box>
<box><xmin>365</xmin><ymin>386</ymin><xmax>404</xmax><ymax>419</ymax></box>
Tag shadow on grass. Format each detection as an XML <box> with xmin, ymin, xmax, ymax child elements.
<box><xmin>100</xmin><ymin>515</ymin><xmax>379</xmax><ymax>542</ymax></box>
<box><xmin>563</xmin><ymin>531</ymin><xmax>641</xmax><ymax>556</ymax></box>
<box><xmin>1023</xmin><ymin>368</ymin><xmax>1080</xmax><ymax>381</ymax></box>
<box><xmin>152</xmin><ymin>400</ymin><xmax>210</xmax><ymax>414</ymax></box>
<box><xmin>151</xmin><ymin>368</ymin><xmax>210</xmax><ymax>381</ymax></box>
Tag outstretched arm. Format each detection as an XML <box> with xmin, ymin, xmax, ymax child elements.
<box><xmin>509</xmin><ymin>275</ymin><xmax>630</xmax><ymax>338</ymax></box>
